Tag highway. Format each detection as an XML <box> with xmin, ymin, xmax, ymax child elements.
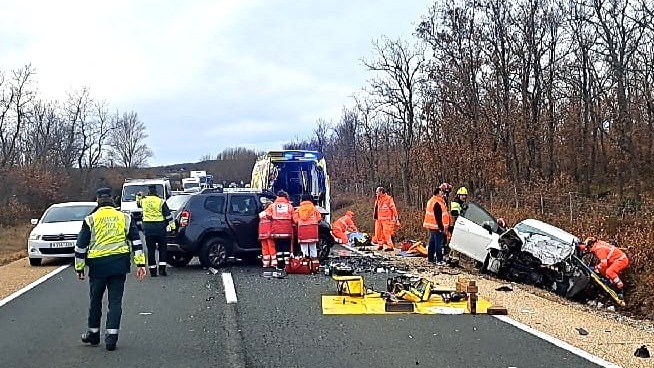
<box><xmin>0</xmin><ymin>251</ymin><xmax>605</xmax><ymax>368</ymax></box>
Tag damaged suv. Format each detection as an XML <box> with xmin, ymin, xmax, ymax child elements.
<box><xmin>449</xmin><ymin>203</ymin><xmax>585</xmax><ymax>298</ymax></box>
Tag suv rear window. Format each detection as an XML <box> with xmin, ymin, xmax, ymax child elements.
<box><xmin>204</xmin><ymin>196</ymin><xmax>226</xmax><ymax>213</ymax></box>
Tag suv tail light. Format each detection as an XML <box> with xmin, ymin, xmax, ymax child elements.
<box><xmin>180</xmin><ymin>210</ymin><xmax>191</xmax><ymax>227</ymax></box>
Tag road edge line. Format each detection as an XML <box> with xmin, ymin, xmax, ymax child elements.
<box><xmin>493</xmin><ymin>315</ymin><xmax>622</xmax><ymax>368</ymax></box>
<box><xmin>0</xmin><ymin>264</ymin><xmax>71</xmax><ymax>308</ymax></box>
<box><xmin>222</xmin><ymin>272</ymin><xmax>238</xmax><ymax>304</ymax></box>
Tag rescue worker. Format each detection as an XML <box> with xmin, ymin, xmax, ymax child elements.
<box><xmin>450</xmin><ymin>186</ymin><xmax>469</xmax><ymax>225</ymax></box>
<box><xmin>75</xmin><ymin>187</ymin><xmax>146</xmax><ymax>351</ymax></box>
<box><xmin>266</xmin><ymin>190</ymin><xmax>295</xmax><ymax>278</ymax></box>
<box><xmin>579</xmin><ymin>237</ymin><xmax>629</xmax><ymax>290</ymax></box>
<box><xmin>293</xmin><ymin>193</ymin><xmax>322</xmax><ymax>271</ymax></box>
<box><xmin>331</xmin><ymin>210</ymin><xmax>358</xmax><ymax>245</ymax></box>
<box><xmin>138</xmin><ymin>184</ymin><xmax>175</xmax><ymax>277</ymax></box>
<box><xmin>423</xmin><ymin>184</ymin><xmax>452</xmax><ymax>265</ymax></box>
<box><xmin>373</xmin><ymin>187</ymin><xmax>400</xmax><ymax>251</ymax></box>
<box><xmin>258</xmin><ymin>197</ymin><xmax>276</xmax><ymax>277</ymax></box>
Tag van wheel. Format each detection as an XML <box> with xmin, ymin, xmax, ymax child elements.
<box><xmin>199</xmin><ymin>238</ymin><xmax>229</xmax><ymax>269</ymax></box>
<box><xmin>29</xmin><ymin>258</ymin><xmax>42</xmax><ymax>266</ymax></box>
<box><xmin>167</xmin><ymin>252</ymin><xmax>193</xmax><ymax>267</ymax></box>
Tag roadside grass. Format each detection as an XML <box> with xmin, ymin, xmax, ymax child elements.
<box><xmin>0</xmin><ymin>224</ymin><xmax>32</xmax><ymax>266</ymax></box>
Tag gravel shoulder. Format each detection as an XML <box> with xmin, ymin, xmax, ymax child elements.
<box><xmin>0</xmin><ymin>258</ymin><xmax>69</xmax><ymax>300</ymax></box>
<box><xmin>364</xmin><ymin>248</ymin><xmax>654</xmax><ymax>368</ymax></box>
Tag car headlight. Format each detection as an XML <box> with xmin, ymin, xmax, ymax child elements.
<box><xmin>29</xmin><ymin>233</ymin><xmax>41</xmax><ymax>240</ymax></box>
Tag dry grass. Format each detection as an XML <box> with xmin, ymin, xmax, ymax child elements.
<box><xmin>0</xmin><ymin>224</ymin><xmax>32</xmax><ymax>266</ymax></box>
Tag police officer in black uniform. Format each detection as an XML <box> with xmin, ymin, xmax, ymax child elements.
<box><xmin>138</xmin><ymin>184</ymin><xmax>174</xmax><ymax>277</ymax></box>
<box><xmin>75</xmin><ymin>187</ymin><xmax>147</xmax><ymax>351</ymax></box>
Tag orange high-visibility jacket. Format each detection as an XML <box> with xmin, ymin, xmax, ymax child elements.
<box><xmin>423</xmin><ymin>195</ymin><xmax>450</xmax><ymax>231</ymax></box>
<box><xmin>590</xmin><ymin>240</ymin><xmax>628</xmax><ymax>265</ymax></box>
<box><xmin>293</xmin><ymin>200</ymin><xmax>321</xmax><ymax>243</ymax></box>
<box><xmin>332</xmin><ymin>214</ymin><xmax>357</xmax><ymax>233</ymax></box>
<box><xmin>266</xmin><ymin>197</ymin><xmax>294</xmax><ymax>238</ymax></box>
<box><xmin>375</xmin><ymin>194</ymin><xmax>398</xmax><ymax>221</ymax></box>
<box><xmin>258</xmin><ymin>211</ymin><xmax>272</xmax><ymax>240</ymax></box>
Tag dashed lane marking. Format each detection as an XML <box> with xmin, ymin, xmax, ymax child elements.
<box><xmin>222</xmin><ymin>272</ymin><xmax>238</xmax><ymax>304</ymax></box>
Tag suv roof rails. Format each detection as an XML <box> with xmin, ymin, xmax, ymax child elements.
<box><xmin>124</xmin><ymin>177</ymin><xmax>170</xmax><ymax>183</ymax></box>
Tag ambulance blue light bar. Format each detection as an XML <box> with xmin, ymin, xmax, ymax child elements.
<box><xmin>271</xmin><ymin>150</ymin><xmax>323</xmax><ymax>161</ymax></box>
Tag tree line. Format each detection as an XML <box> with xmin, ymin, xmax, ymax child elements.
<box><xmin>296</xmin><ymin>0</ymin><xmax>654</xmax><ymax>206</ymax></box>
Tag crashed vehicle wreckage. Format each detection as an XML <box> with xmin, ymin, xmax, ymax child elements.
<box><xmin>448</xmin><ymin>203</ymin><xmax>624</xmax><ymax>306</ymax></box>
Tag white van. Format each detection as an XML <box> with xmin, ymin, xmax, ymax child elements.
<box><xmin>121</xmin><ymin>178</ymin><xmax>173</xmax><ymax>219</ymax></box>
<box><xmin>250</xmin><ymin>150</ymin><xmax>331</xmax><ymax>222</ymax></box>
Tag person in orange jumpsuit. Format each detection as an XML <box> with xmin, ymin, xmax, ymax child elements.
<box><xmin>265</xmin><ymin>190</ymin><xmax>295</xmax><ymax>278</ymax></box>
<box><xmin>258</xmin><ymin>198</ymin><xmax>276</xmax><ymax>277</ymax></box>
<box><xmin>579</xmin><ymin>237</ymin><xmax>629</xmax><ymax>290</ymax></box>
<box><xmin>331</xmin><ymin>210</ymin><xmax>358</xmax><ymax>244</ymax></box>
<box><xmin>293</xmin><ymin>194</ymin><xmax>322</xmax><ymax>271</ymax></box>
<box><xmin>372</xmin><ymin>187</ymin><xmax>399</xmax><ymax>251</ymax></box>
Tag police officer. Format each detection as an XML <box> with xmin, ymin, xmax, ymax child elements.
<box><xmin>138</xmin><ymin>184</ymin><xmax>175</xmax><ymax>277</ymax></box>
<box><xmin>75</xmin><ymin>187</ymin><xmax>147</xmax><ymax>351</ymax></box>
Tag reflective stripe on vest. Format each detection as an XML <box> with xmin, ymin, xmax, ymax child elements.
<box><xmin>86</xmin><ymin>208</ymin><xmax>130</xmax><ymax>259</ymax></box>
<box><xmin>141</xmin><ymin>195</ymin><xmax>165</xmax><ymax>222</ymax></box>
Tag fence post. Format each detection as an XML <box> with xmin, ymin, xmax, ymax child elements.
<box><xmin>569</xmin><ymin>192</ymin><xmax>573</xmax><ymax>223</ymax></box>
<box><xmin>490</xmin><ymin>191</ymin><xmax>493</xmax><ymax>212</ymax></box>
<box><xmin>540</xmin><ymin>194</ymin><xmax>544</xmax><ymax>215</ymax></box>
<box><xmin>514</xmin><ymin>186</ymin><xmax>519</xmax><ymax>209</ymax></box>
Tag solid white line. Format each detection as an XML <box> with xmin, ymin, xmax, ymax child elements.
<box><xmin>0</xmin><ymin>263</ymin><xmax>71</xmax><ymax>308</ymax></box>
<box><xmin>493</xmin><ymin>315</ymin><xmax>622</xmax><ymax>368</ymax></box>
<box><xmin>222</xmin><ymin>272</ymin><xmax>238</xmax><ymax>304</ymax></box>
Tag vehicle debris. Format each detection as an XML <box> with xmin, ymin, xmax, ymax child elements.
<box><xmin>495</xmin><ymin>284</ymin><xmax>514</xmax><ymax>292</ymax></box>
<box><xmin>576</xmin><ymin>328</ymin><xmax>589</xmax><ymax>336</ymax></box>
<box><xmin>634</xmin><ymin>345</ymin><xmax>650</xmax><ymax>358</ymax></box>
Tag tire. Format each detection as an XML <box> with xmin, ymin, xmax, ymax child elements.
<box><xmin>28</xmin><ymin>258</ymin><xmax>42</xmax><ymax>266</ymax></box>
<box><xmin>167</xmin><ymin>252</ymin><xmax>193</xmax><ymax>267</ymax></box>
<box><xmin>317</xmin><ymin>234</ymin><xmax>333</xmax><ymax>263</ymax></box>
<box><xmin>198</xmin><ymin>237</ymin><xmax>230</xmax><ymax>269</ymax></box>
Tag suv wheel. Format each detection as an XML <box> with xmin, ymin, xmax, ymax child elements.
<box><xmin>199</xmin><ymin>237</ymin><xmax>229</xmax><ymax>269</ymax></box>
<box><xmin>317</xmin><ymin>234</ymin><xmax>333</xmax><ymax>263</ymax></box>
<box><xmin>167</xmin><ymin>252</ymin><xmax>193</xmax><ymax>267</ymax></box>
<box><xmin>28</xmin><ymin>258</ymin><xmax>42</xmax><ymax>266</ymax></box>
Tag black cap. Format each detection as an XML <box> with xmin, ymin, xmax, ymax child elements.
<box><xmin>96</xmin><ymin>187</ymin><xmax>112</xmax><ymax>199</ymax></box>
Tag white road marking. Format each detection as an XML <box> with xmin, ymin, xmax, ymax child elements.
<box><xmin>0</xmin><ymin>264</ymin><xmax>70</xmax><ymax>308</ymax></box>
<box><xmin>494</xmin><ymin>315</ymin><xmax>621</xmax><ymax>368</ymax></box>
<box><xmin>222</xmin><ymin>272</ymin><xmax>238</xmax><ymax>304</ymax></box>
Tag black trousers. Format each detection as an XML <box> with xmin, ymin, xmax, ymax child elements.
<box><xmin>88</xmin><ymin>274</ymin><xmax>126</xmax><ymax>333</ymax></box>
<box><xmin>275</xmin><ymin>238</ymin><xmax>292</xmax><ymax>269</ymax></box>
<box><xmin>146</xmin><ymin>234</ymin><xmax>168</xmax><ymax>267</ymax></box>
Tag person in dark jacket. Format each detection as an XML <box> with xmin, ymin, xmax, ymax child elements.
<box><xmin>138</xmin><ymin>184</ymin><xmax>175</xmax><ymax>277</ymax></box>
<box><xmin>75</xmin><ymin>187</ymin><xmax>147</xmax><ymax>351</ymax></box>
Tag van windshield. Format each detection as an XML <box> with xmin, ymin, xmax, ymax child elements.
<box><xmin>122</xmin><ymin>184</ymin><xmax>164</xmax><ymax>201</ymax></box>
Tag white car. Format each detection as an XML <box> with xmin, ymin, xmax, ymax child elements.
<box><xmin>449</xmin><ymin>202</ymin><xmax>585</xmax><ymax>298</ymax></box>
<box><xmin>27</xmin><ymin>202</ymin><xmax>98</xmax><ymax>266</ymax></box>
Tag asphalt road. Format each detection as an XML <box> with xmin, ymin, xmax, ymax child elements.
<box><xmin>0</xmin><ymin>254</ymin><xmax>605</xmax><ymax>368</ymax></box>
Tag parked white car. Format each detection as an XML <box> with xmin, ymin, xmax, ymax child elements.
<box><xmin>27</xmin><ymin>202</ymin><xmax>97</xmax><ymax>266</ymax></box>
<box><xmin>449</xmin><ymin>202</ymin><xmax>585</xmax><ymax>298</ymax></box>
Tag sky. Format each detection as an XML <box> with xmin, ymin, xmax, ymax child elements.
<box><xmin>0</xmin><ymin>0</ymin><xmax>432</xmax><ymax>166</ymax></box>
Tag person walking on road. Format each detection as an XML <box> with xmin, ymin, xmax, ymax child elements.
<box><xmin>373</xmin><ymin>187</ymin><xmax>400</xmax><ymax>251</ymax></box>
<box><xmin>294</xmin><ymin>193</ymin><xmax>323</xmax><ymax>271</ymax></box>
<box><xmin>75</xmin><ymin>187</ymin><xmax>147</xmax><ymax>351</ymax></box>
<box><xmin>258</xmin><ymin>198</ymin><xmax>276</xmax><ymax>277</ymax></box>
<box><xmin>138</xmin><ymin>184</ymin><xmax>175</xmax><ymax>277</ymax></box>
<box><xmin>423</xmin><ymin>184</ymin><xmax>452</xmax><ymax>265</ymax></box>
<box><xmin>266</xmin><ymin>190</ymin><xmax>295</xmax><ymax>278</ymax></box>
<box><xmin>331</xmin><ymin>210</ymin><xmax>358</xmax><ymax>245</ymax></box>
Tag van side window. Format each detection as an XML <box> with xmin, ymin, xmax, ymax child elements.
<box><xmin>204</xmin><ymin>196</ymin><xmax>225</xmax><ymax>214</ymax></box>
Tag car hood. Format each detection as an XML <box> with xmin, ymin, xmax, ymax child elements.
<box><xmin>32</xmin><ymin>221</ymin><xmax>84</xmax><ymax>235</ymax></box>
<box><xmin>501</xmin><ymin>219</ymin><xmax>578</xmax><ymax>266</ymax></box>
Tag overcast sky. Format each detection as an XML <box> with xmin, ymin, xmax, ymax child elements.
<box><xmin>1</xmin><ymin>0</ymin><xmax>431</xmax><ymax>166</ymax></box>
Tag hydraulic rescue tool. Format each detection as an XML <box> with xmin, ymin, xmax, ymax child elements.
<box><xmin>571</xmin><ymin>254</ymin><xmax>626</xmax><ymax>307</ymax></box>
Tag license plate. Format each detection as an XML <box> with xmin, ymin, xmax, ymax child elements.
<box><xmin>51</xmin><ymin>241</ymin><xmax>74</xmax><ymax>248</ymax></box>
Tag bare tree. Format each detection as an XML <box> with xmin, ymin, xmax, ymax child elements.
<box><xmin>0</xmin><ymin>64</ymin><xmax>36</xmax><ymax>167</ymax></box>
<box><xmin>362</xmin><ymin>37</ymin><xmax>427</xmax><ymax>203</ymax></box>
<box><xmin>108</xmin><ymin>111</ymin><xmax>153</xmax><ymax>168</ymax></box>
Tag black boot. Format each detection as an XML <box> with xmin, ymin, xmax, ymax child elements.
<box><xmin>149</xmin><ymin>267</ymin><xmax>157</xmax><ymax>277</ymax></box>
<box><xmin>105</xmin><ymin>334</ymin><xmax>118</xmax><ymax>351</ymax></box>
<box><xmin>81</xmin><ymin>331</ymin><xmax>100</xmax><ymax>345</ymax></box>
<box><xmin>159</xmin><ymin>265</ymin><xmax>167</xmax><ymax>276</ymax></box>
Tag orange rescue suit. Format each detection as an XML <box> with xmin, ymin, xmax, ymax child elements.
<box><xmin>589</xmin><ymin>240</ymin><xmax>629</xmax><ymax>289</ymax></box>
<box><xmin>258</xmin><ymin>210</ymin><xmax>276</xmax><ymax>268</ymax></box>
<box><xmin>373</xmin><ymin>193</ymin><xmax>398</xmax><ymax>250</ymax></box>
<box><xmin>332</xmin><ymin>214</ymin><xmax>357</xmax><ymax>244</ymax></box>
<box><xmin>293</xmin><ymin>200</ymin><xmax>321</xmax><ymax>243</ymax></box>
<box><xmin>266</xmin><ymin>197</ymin><xmax>294</xmax><ymax>239</ymax></box>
